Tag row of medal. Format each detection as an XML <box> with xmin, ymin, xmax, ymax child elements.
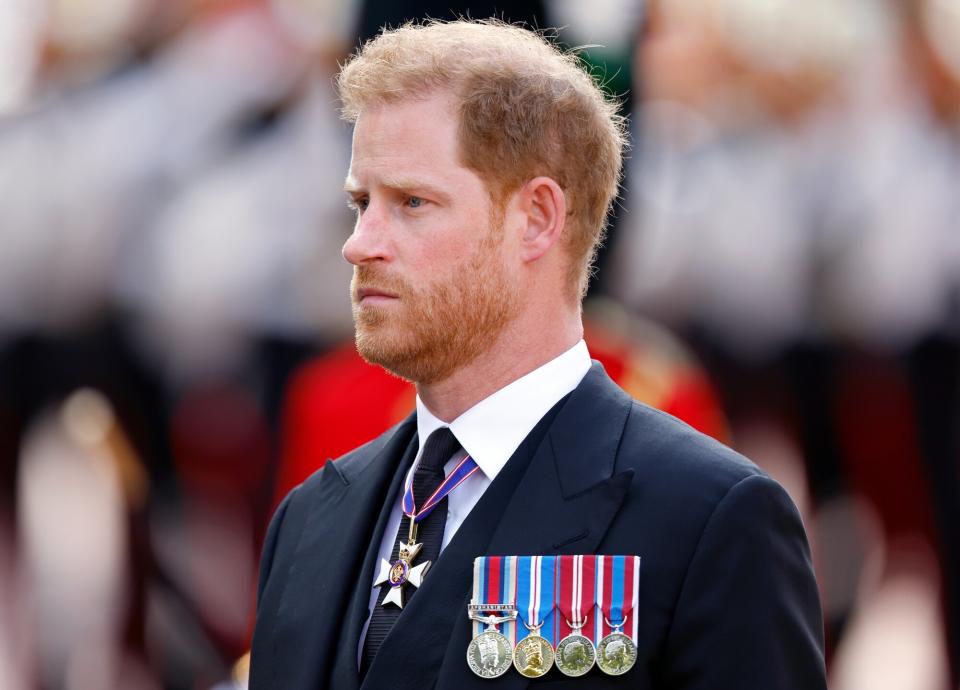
<box><xmin>466</xmin><ymin>554</ymin><xmax>640</xmax><ymax>679</ymax></box>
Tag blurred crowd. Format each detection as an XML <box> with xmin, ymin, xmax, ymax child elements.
<box><xmin>0</xmin><ymin>0</ymin><xmax>957</xmax><ymax>688</ymax></box>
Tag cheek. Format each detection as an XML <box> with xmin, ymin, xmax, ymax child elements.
<box><xmin>405</xmin><ymin>237</ymin><xmax>462</xmax><ymax>274</ymax></box>
<box><xmin>415</xmin><ymin>218</ymin><xmax>487</xmax><ymax>265</ymax></box>
<box><xmin>399</xmin><ymin>195</ymin><xmax>502</xmax><ymax>270</ymax></box>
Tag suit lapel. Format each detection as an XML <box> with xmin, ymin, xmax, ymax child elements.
<box><xmin>485</xmin><ymin>362</ymin><xmax>635</xmax><ymax>555</ymax></box>
<box><xmin>272</xmin><ymin>416</ymin><xmax>417</xmax><ymax>690</ymax></box>
<box><xmin>330</xmin><ymin>427</ymin><xmax>420</xmax><ymax>689</ymax></box>
<box><xmin>363</xmin><ymin>364</ymin><xmax>635</xmax><ymax>690</ymax></box>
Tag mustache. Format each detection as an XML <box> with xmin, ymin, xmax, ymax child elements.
<box><xmin>351</xmin><ymin>266</ymin><xmax>410</xmax><ymax>300</ymax></box>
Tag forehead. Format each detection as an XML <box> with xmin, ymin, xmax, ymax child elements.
<box><xmin>346</xmin><ymin>93</ymin><xmax>472</xmax><ymax>189</ymax></box>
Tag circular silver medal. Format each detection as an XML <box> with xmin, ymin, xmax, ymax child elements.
<box><xmin>555</xmin><ymin>633</ymin><xmax>596</xmax><ymax>677</ymax></box>
<box><xmin>596</xmin><ymin>630</ymin><xmax>637</xmax><ymax>676</ymax></box>
<box><xmin>467</xmin><ymin>630</ymin><xmax>513</xmax><ymax>679</ymax></box>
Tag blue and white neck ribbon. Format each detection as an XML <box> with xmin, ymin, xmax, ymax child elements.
<box><xmin>515</xmin><ymin>555</ymin><xmax>558</xmax><ymax>646</ymax></box>
<box><xmin>402</xmin><ymin>451</ymin><xmax>479</xmax><ymax>522</ymax></box>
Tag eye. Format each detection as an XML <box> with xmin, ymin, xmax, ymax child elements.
<box><xmin>347</xmin><ymin>195</ymin><xmax>369</xmax><ymax>212</ymax></box>
<box><xmin>406</xmin><ymin>196</ymin><xmax>425</xmax><ymax>209</ymax></box>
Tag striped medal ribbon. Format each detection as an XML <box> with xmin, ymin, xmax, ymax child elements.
<box><xmin>513</xmin><ymin>555</ymin><xmax>557</xmax><ymax>678</ymax></box>
<box><xmin>555</xmin><ymin>555</ymin><xmax>598</xmax><ymax>677</ymax></box>
<box><xmin>467</xmin><ymin>556</ymin><xmax>517</xmax><ymax>679</ymax></box>
<box><xmin>595</xmin><ymin>555</ymin><xmax>641</xmax><ymax>676</ymax></box>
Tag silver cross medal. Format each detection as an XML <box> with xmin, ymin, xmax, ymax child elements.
<box><xmin>374</xmin><ymin>516</ymin><xmax>430</xmax><ymax>608</ymax></box>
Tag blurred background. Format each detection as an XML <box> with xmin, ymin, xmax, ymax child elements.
<box><xmin>0</xmin><ymin>0</ymin><xmax>957</xmax><ymax>688</ymax></box>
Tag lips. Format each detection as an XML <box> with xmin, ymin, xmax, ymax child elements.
<box><xmin>355</xmin><ymin>286</ymin><xmax>400</xmax><ymax>303</ymax></box>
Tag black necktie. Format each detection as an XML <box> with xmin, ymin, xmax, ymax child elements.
<box><xmin>360</xmin><ymin>427</ymin><xmax>462</xmax><ymax>675</ymax></box>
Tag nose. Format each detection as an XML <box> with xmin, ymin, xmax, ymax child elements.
<box><xmin>342</xmin><ymin>208</ymin><xmax>391</xmax><ymax>266</ymax></box>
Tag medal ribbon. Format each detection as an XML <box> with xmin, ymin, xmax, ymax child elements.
<box><xmin>403</xmin><ymin>451</ymin><xmax>479</xmax><ymax>522</ymax></box>
<box><xmin>557</xmin><ymin>555</ymin><xmax>598</xmax><ymax>643</ymax></box>
<box><xmin>515</xmin><ymin>556</ymin><xmax>557</xmax><ymax>645</ymax></box>
<box><xmin>595</xmin><ymin>555</ymin><xmax>641</xmax><ymax>641</ymax></box>
<box><xmin>471</xmin><ymin>556</ymin><xmax>518</xmax><ymax>638</ymax></box>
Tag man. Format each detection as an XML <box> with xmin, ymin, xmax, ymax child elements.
<box><xmin>250</xmin><ymin>19</ymin><xmax>826</xmax><ymax>690</ymax></box>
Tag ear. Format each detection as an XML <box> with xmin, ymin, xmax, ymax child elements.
<box><xmin>517</xmin><ymin>176</ymin><xmax>566</xmax><ymax>263</ymax></box>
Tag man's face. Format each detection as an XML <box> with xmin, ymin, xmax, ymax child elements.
<box><xmin>343</xmin><ymin>94</ymin><xmax>520</xmax><ymax>384</ymax></box>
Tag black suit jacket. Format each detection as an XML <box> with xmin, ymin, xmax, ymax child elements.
<box><xmin>250</xmin><ymin>363</ymin><xmax>826</xmax><ymax>689</ymax></box>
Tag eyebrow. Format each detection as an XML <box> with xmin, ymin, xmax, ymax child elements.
<box><xmin>343</xmin><ymin>175</ymin><xmax>451</xmax><ymax>203</ymax></box>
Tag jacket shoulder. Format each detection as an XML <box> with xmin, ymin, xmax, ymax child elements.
<box><xmin>294</xmin><ymin>417</ymin><xmax>412</xmax><ymax>495</ymax></box>
<box><xmin>619</xmin><ymin>400</ymin><xmax>766</xmax><ymax>504</ymax></box>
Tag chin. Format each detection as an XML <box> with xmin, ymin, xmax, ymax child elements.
<box><xmin>354</xmin><ymin>332</ymin><xmax>466</xmax><ymax>385</ymax></box>
<box><xmin>355</xmin><ymin>330</ymin><xmax>416</xmax><ymax>380</ymax></box>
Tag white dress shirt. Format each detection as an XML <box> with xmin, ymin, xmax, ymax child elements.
<box><xmin>358</xmin><ymin>339</ymin><xmax>592</xmax><ymax>662</ymax></box>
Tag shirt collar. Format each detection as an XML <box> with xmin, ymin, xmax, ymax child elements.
<box><xmin>415</xmin><ymin>339</ymin><xmax>591</xmax><ymax>481</ymax></box>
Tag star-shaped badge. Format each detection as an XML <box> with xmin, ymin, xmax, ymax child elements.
<box><xmin>374</xmin><ymin>540</ymin><xmax>431</xmax><ymax>608</ymax></box>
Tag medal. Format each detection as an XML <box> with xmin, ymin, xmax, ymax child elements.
<box><xmin>597</xmin><ymin>622</ymin><xmax>637</xmax><ymax>676</ymax></box>
<box><xmin>372</xmin><ymin>519</ymin><xmax>431</xmax><ymax>608</ymax></box>
<box><xmin>513</xmin><ymin>555</ymin><xmax>556</xmax><ymax>678</ymax></box>
<box><xmin>466</xmin><ymin>611</ymin><xmax>516</xmax><ymax>678</ymax></box>
<box><xmin>514</xmin><ymin>626</ymin><xmax>554</xmax><ymax>678</ymax></box>
<box><xmin>555</xmin><ymin>555</ymin><xmax>597</xmax><ymax>677</ymax></box>
<box><xmin>595</xmin><ymin>555</ymin><xmax>640</xmax><ymax>676</ymax></box>
<box><xmin>375</xmin><ymin>451</ymin><xmax>479</xmax><ymax>608</ymax></box>
<box><xmin>467</xmin><ymin>556</ymin><xmax>518</xmax><ymax>679</ymax></box>
<box><xmin>557</xmin><ymin>626</ymin><xmax>596</xmax><ymax>677</ymax></box>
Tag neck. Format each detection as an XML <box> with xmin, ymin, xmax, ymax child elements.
<box><xmin>416</xmin><ymin>307</ymin><xmax>583</xmax><ymax>422</ymax></box>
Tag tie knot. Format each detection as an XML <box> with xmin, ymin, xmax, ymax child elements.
<box><xmin>417</xmin><ymin>427</ymin><xmax>461</xmax><ymax>474</ymax></box>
